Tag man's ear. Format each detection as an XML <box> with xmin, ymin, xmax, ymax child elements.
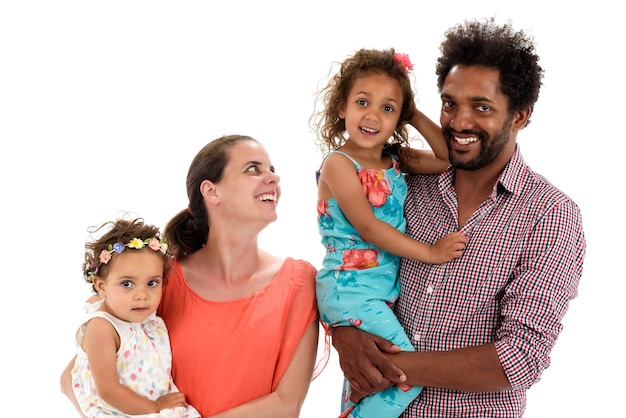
<box><xmin>512</xmin><ymin>107</ymin><xmax>532</xmax><ymax>131</ymax></box>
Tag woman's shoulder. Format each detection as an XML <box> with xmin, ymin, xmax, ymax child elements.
<box><xmin>282</xmin><ymin>257</ymin><xmax>316</xmax><ymax>275</ymax></box>
<box><xmin>277</xmin><ymin>257</ymin><xmax>317</xmax><ymax>290</ymax></box>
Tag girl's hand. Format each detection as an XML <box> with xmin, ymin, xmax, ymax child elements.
<box><xmin>429</xmin><ymin>232</ymin><xmax>467</xmax><ymax>264</ymax></box>
<box><xmin>155</xmin><ymin>392</ymin><xmax>189</xmax><ymax>411</ymax></box>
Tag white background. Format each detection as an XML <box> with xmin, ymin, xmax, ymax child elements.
<box><xmin>1</xmin><ymin>1</ymin><xmax>621</xmax><ymax>416</ymax></box>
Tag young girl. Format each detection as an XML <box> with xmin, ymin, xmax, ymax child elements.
<box><xmin>311</xmin><ymin>49</ymin><xmax>467</xmax><ymax>418</ymax></box>
<box><xmin>70</xmin><ymin>217</ymin><xmax>200</xmax><ymax>418</ymax></box>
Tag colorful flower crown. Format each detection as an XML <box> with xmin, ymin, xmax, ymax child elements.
<box><xmin>393</xmin><ymin>53</ymin><xmax>414</xmax><ymax>71</ymax></box>
<box><xmin>87</xmin><ymin>237</ymin><xmax>168</xmax><ymax>282</ymax></box>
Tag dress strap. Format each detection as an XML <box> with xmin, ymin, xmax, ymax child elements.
<box><xmin>324</xmin><ymin>150</ymin><xmax>361</xmax><ymax>168</ymax></box>
<box><xmin>316</xmin><ymin>150</ymin><xmax>361</xmax><ymax>185</ymax></box>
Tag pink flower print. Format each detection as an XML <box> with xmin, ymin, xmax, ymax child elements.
<box><xmin>341</xmin><ymin>249</ymin><xmax>378</xmax><ymax>270</ymax></box>
<box><xmin>317</xmin><ymin>200</ymin><xmax>330</xmax><ymax>217</ymax></box>
<box><xmin>392</xmin><ymin>158</ymin><xmax>401</xmax><ymax>174</ymax></box>
<box><xmin>131</xmin><ymin>373</ymin><xmax>137</xmax><ymax>381</ymax></box>
<box><xmin>124</xmin><ymin>350</ymin><xmax>131</xmax><ymax>359</ymax></box>
<box><xmin>358</xmin><ymin>169</ymin><xmax>390</xmax><ymax>207</ymax></box>
<box><xmin>348</xmin><ymin>318</ymin><xmax>363</xmax><ymax>327</ymax></box>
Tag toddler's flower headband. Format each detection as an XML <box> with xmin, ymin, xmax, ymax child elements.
<box><xmin>393</xmin><ymin>52</ymin><xmax>414</xmax><ymax>71</ymax></box>
<box><xmin>87</xmin><ymin>237</ymin><xmax>168</xmax><ymax>282</ymax></box>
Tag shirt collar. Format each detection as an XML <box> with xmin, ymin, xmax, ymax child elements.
<box><xmin>440</xmin><ymin>145</ymin><xmax>527</xmax><ymax>197</ymax></box>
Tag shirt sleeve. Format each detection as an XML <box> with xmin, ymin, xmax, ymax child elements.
<box><xmin>495</xmin><ymin>197</ymin><xmax>586</xmax><ymax>389</ymax></box>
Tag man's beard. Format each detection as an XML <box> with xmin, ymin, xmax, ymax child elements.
<box><xmin>443</xmin><ymin>116</ymin><xmax>513</xmax><ymax>171</ymax></box>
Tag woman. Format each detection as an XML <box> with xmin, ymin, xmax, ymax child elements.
<box><xmin>62</xmin><ymin>134</ymin><xmax>319</xmax><ymax>417</ymax></box>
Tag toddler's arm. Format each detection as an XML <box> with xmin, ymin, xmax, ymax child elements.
<box><xmin>83</xmin><ymin>317</ymin><xmax>185</xmax><ymax>414</ymax></box>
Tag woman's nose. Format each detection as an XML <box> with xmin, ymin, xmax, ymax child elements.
<box><xmin>266</xmin><ymin>171</ymin><xmax>280</xmax><ymax>184</ymax></box>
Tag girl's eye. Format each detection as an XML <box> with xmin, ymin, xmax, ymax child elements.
<box><xmin>384</xmin><ymin>105</ymin><xmax>394</xmax><ymax>113</ymax></box>
<box><xmin>356</xmin><ymin>99</ymin><xmax>367</xmax><ymax>107</ymax></box>
<box><xmin>148</xmin><ymin>280</ymin><xmax>160</xmax><ymax>288</ymax></box>
<box><xmin>121</xmin><ymin>280</ymin><xmax>132</xmax><ymax>288</ymax></box>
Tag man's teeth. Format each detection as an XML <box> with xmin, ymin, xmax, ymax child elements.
<box><xmin>257</xmin><ymin>194</ymin><xmax>276</xmax><ymax>202</ymax></box>
<box><xmin>454</xmin><ymin>136</ymin><xmax>479</xmax><ymax>145</ymax></box>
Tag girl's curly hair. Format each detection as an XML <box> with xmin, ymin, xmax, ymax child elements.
<box><xmin>310</xmin><ymin>48</ymin><xmax>416</xmax><ymax>154</ymax></box>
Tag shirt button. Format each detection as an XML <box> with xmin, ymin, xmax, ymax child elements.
<box><xmin>413</xmin><ymin>333</ymin><xmax>421</xmax><ymax>342</ymax></box>
<box><xmin>426</xmin><ymin>285</ymin><xmax>434</xmax><ymax>294</ymax></box>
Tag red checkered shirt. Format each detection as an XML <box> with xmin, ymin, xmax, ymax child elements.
<box><xmin>396</xmin><ymin>146</ymin><xmax>586</xmax><ymax>417</ymax></box>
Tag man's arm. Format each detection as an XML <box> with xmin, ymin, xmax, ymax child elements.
<box><xmin>389</xmin><ymin>343</ymin><xmax>511</xmax><ymax>391</ymax></box>
<box><xmin>332</xmin><ymin>326</ymin><xmax>511</xmax><ymax>395</ymax></box>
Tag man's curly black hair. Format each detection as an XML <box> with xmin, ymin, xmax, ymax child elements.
<box><xmin>436</xmin><ymin>18</ymin><xmax>544</xmax><ymax>128</ymax></box>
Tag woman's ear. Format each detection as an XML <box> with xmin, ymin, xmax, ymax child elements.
<box><xmin>200</xmin><ymin>179</ymin><xmax>218</xmax><ymax>203</ymax></box>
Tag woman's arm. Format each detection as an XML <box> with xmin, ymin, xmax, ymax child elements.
<box><xmin>60</xmin><ymin>356</ymin><xmax>87</xmax><ymax>417</ymax></box>
<box><xmin>208</xmin><ymin>320</ymin><xmax>319</xmax><ymax>418</ymax></box>
<box><xmin>399</xmin><ymin>107</ymin><xmax>449</xmax><ymax>174</ymax></box>
<box><xmin>319</xmin><ymin>153</ymin><xmax>465</xmax><ymax>264</ymax></box>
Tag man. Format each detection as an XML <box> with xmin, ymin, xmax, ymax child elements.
<box><xmin>331</xmin><ymin>18</ymin><xmax>586</xmax><ymax>417</ymax></box>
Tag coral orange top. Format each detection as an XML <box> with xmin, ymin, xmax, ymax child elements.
<box><xmin>158</xmin><ymin>257</ymin><xmax>318</xmax><ymax>417</ymax></box>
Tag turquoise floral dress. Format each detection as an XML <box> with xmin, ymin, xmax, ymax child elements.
<box><xmin>315</xmin><ymin>151</ymin><xmax>422</xmax><ymax>418</ymax></box>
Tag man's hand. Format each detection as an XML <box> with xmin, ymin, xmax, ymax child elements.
<box><xmin>332</xmin><ymin>326</ymin><xmax>407</xmax><ymax>395</ymax></box>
